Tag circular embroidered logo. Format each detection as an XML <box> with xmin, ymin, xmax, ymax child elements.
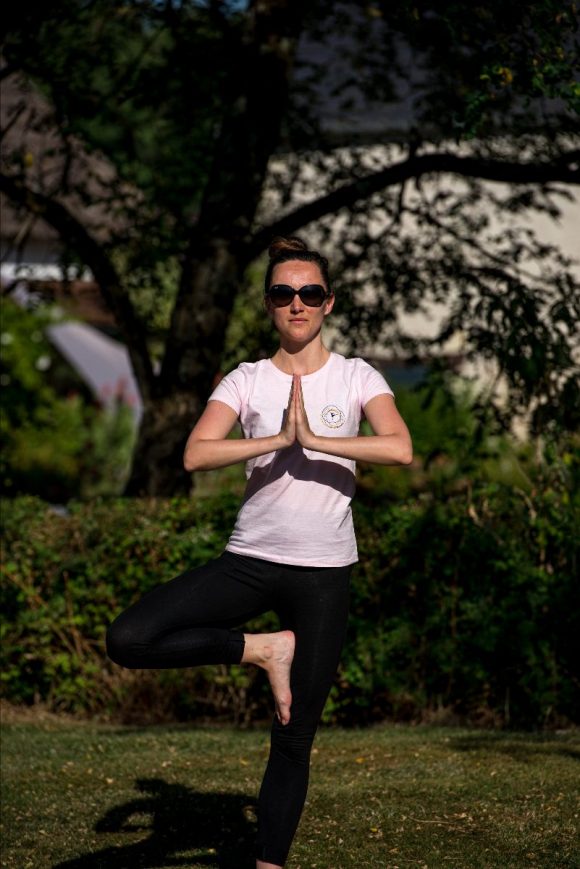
<box><xmin>321</xmin><ymin>404</ymin><xmax>345</xmax><ymax>428</ymax></box>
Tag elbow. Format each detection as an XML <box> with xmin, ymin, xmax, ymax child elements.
<box><xmin>399</xmin><ymin>441</ymin><xmax>413</xmax><ymax>466</ymax></box>
<box><xmin>183</xmin><ymin>445</ymin><xmax>200</xmax><ymax>472</ymax></box>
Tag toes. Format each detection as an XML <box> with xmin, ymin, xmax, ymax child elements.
<box><xmin>277</xmin><ymin>705</ymin><xmax>291</xmax><ymax>726</ymax></box>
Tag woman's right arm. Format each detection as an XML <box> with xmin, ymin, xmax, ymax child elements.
<box><xmin>183</xmin><ymin>397</ymin><xmax>293</xmax><ymax>472</ymax></box>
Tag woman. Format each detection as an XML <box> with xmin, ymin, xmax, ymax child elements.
<box><xmin>106</xmin><ymin>236</ymin><xmax>412</xmax><ymax>868</ymax></box>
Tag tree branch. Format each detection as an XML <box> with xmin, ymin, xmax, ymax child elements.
<box><xmin>0</xmin><ymin>64</ymin><xmax>18</xmax><ymax>82</ymax></box>
<box><xmin>248</xmin><ymin>150</ymin><xmax>580</xmax><ymax>261</ymax></box>
<box><xmin>0</xmin><ymin>100</ymin><xmax>26</xmax><ymax>143</ymax></box>
<box><xmin>0</xmin><ymin>172</ymin><xmax>156</xmax><ymax>399</ymax></box>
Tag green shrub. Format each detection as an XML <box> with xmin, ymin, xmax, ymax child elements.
<box><xmin>0</xmin><ymin>298</ymin><xmax>136</xmax><ymax>501</ymax></box>
<box><xmin>1</xmin><ymin>442</ymin><xmax>577</xmax><ymax>729</ymax></box>
<box><xmin>339</xmin><ymin>478</ymin><xmax>579</xmax><ymax>728</ymax></box>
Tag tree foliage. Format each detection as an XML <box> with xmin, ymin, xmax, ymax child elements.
<box><xmin>1</xmin><ymin>0</ymin><xmax>579</xmax><ymax>494</ymax></box>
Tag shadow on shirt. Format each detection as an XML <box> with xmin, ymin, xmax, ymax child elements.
<box><xmin>242</xmin><ymin>442</ymin><xmax>355</xmax><ymax>504</ymax></box>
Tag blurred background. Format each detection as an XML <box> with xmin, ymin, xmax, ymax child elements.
<box><xmin>1</xmin><ymin>1</ymin><xmax>579</xmax><ymax>730</ymax></box>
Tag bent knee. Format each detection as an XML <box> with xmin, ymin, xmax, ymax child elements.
<box><xmin>105</xmin><ymin>618</ymin><xmax>146</xmax><ymax>668</ymax></box>
<box><xmin>271</xmin><ymin>720</ymin><xmax>318</xmax><ymax>765</ymax></box>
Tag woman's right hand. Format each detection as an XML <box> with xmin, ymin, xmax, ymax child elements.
<box><xmin>278</xmin><ymin>376</ymin><xmax>297</xmax><ymax>448</ymax></box>
<box><xmin>184</xmin><ymin>376</ymin><xmax>301</xmax><ymax>470</ymax></box>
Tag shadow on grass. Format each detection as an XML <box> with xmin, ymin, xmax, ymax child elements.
<box><xmin>448</xmin><ymin>732</ymin><xmax>580</xmax><ymax>762</ymax></box>
<box><xmin>52</xmin><ymin>777</ymin><xmax>257</xmax><ymax>869</ymax></box>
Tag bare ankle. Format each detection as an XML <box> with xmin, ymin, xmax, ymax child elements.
<box><xmin>241</xmin><ymin>633</ymin><xmax>269</xmax><ymax>667</ymax></box>
<box><xmin>241</xmin><ymin>631</ymin><xmax>294</xmax><ymax>671</ymax></box>
<box><xmin>241</xmin><ymin>633</ymin><xmax>253</xmax><ymax>662</ymax></box>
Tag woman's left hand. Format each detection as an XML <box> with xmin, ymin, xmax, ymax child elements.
<box><xmin>293</xmin><ymin>375</ymin><xmax>318</xmax><ymax>450</ymax></box>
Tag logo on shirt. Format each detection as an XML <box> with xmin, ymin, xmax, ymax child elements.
<box><xmin>321</xmin><ymin>404</ymin><xmax>345</xmax><ymax>428</ymax></box>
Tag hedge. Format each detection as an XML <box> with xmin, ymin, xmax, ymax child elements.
<box><xmin>1</xmin><ymin>475</ymin><xmax>578</xmax><ymax>729</ymax></box>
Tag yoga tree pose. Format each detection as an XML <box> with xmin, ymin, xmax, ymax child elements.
<box><xmin>106</xmin><ymin>235</ymin><xmax>412</xmax><ymax>867</ymax></box>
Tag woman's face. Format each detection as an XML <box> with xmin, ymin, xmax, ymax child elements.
<box><xmin>266</xmin><ymin>260</ymin><xmax>334</xmax><ymax>345</ymax></box>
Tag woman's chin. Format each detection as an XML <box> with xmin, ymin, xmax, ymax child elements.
<box><xmin>284</xmin><ymin>322</ymin><xmax>319</xmax><ymax>338</ymax></box>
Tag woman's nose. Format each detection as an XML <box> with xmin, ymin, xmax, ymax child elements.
<box><xmin>290</xmin><ymin>293</ymin><xmax>304</xmax><ymax>312</ymax></box>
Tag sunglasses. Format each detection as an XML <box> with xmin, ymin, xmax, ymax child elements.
<box><xmin>265</xmin><ymin>284</ymin><xmax>332</xmax><ymax>308</ymax></box>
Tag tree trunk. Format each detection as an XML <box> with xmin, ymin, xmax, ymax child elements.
<box><xmin>124</xmin><ymin>237</ymin><xmax>242</xmax><ymax>496</ymax></box>
<box><xmin>123</xmin><ymin>0</ymin><xmax>307</xmax><ymax>496</ymax></box>
<box><xmin>124</xmin><ymin>391</ymin><xmax>203</xmax><ymax>497</ymax></box>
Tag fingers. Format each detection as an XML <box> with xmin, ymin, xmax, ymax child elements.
<box><xmin>289</xmin><ymin>375</ymin><xmax>309</xmax><ymax>426</ymax></box>
<box><xmin>284</xmin><ymin>378</ymin><xmax>295</xmax><ymax>426</ymax></box>
<box><xmin>293</xmin><ymin>374</ymin><xmax>302</xmax><ymax>409</ymax></box>
<box><xmin>288</xmin><ymin>378</ymin><xmax>296</xmax><ymax>420</ymax></box>
<box><xmin>298</xmin><ymin>377</ymin><xmax>306</xmax><ymax>413</ymax></box>
<box><xmin>280</xmin><ymin>377</ymin><xmax>297</xmax><ymax>447</ymax></box>
<box><xmin>287</xmin><ymin>376</ymin><xmax>294</xmax><ymax>408</ymax></box>
<box><xmin>288</xmin><ymin>375</ymin><xmax>296</xmax><ymax>415</ymax></box>
<box><xmin>295</xmin><ymin>375</ymin><xmax>306</xmax><ymax>418</ymax></box>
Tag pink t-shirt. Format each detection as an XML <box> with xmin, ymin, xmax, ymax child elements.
<box><xmin>208</xmin><ymin>352</ymin><xmax>394</xmax><ymax>566</ymax></box>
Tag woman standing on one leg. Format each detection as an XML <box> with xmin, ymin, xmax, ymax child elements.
<box><xmin>106</xmin><ymin>236</ymin><xmax>412</xmax><ymax>868</ymax></box>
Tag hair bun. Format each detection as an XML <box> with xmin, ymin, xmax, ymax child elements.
<box><xmin>268</xmin><ymin>236</ymin><xmax>308</xmax><ymax>260</ymax></box>
<box><xmin>264</xmin><ymin>235</ymin><xmax>331</xmax><ymax>292</ymax></box>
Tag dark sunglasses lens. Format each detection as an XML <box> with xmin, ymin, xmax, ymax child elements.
<box><xmin>299</xmin><ymin>285</ymin><xmax>326</xmax><ymax>306</ymax></box>
<box><xmin>268</xmin><ymin>286</ymin><xmax>294</xmax><ymax>307</ymax></box>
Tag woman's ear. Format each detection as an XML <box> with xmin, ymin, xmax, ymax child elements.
<box><xmin>323</xmin><ymin>293</ymin><xmax>335</xmax><ymax>317</ymax></box>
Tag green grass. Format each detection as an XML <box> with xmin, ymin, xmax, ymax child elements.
<box><xmin>1</xmin><ymin>716</ymin><xmax>578</xmax><ymax>868</ymax></box>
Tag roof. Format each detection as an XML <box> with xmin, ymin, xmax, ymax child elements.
<box><xmin>1</xmin><ymin>73</ymin><xmax>135</xmax><ymax>254</ymax></box>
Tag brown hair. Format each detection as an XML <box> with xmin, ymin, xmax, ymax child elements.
<box><xmin>264</xmin><ymin>236</ymin><xmax>332</xmax><ymax>293</ymax></box>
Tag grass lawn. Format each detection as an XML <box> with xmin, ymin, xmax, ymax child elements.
<box><xmin>1</xmin><ymin>711</ymin><xmax>578</xmax><ymax>869</ymax></box>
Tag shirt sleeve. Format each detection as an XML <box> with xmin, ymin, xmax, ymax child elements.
<box><xmin>357</xmin><ymin>359</ymin><xmax>394</xmax><ymax>410</ymax></box>
<box><xmin>207</xmin><ymin>366</ymin><xmax>245</xmax><ymax>416</ymax></box>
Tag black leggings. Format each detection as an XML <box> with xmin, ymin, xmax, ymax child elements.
<box><xmin>105</xmin><ymin>550</ymin><xmax>352</xmax><ymax>866</ymax></box>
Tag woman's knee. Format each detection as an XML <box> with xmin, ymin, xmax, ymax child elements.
<box><xmin>270</xmin><ymin>714</ymin><xmax>319</xmax><ymax>766</ymax></box>
<box><xmin>105</xmin><ymin>614</ymin><xmax>147</xmax><ymax>668</ymax></box>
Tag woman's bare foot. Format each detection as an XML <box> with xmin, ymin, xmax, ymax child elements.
<box><xmin>242</xmin><ymin>630</ymin><xmax>295</xmax><ymax>725</ymax></box>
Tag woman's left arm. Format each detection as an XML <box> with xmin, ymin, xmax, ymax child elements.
<box><xmin>297</xmin><ymin>380</ymin><xmax>413</xmax><ymax>466</ymax></box>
